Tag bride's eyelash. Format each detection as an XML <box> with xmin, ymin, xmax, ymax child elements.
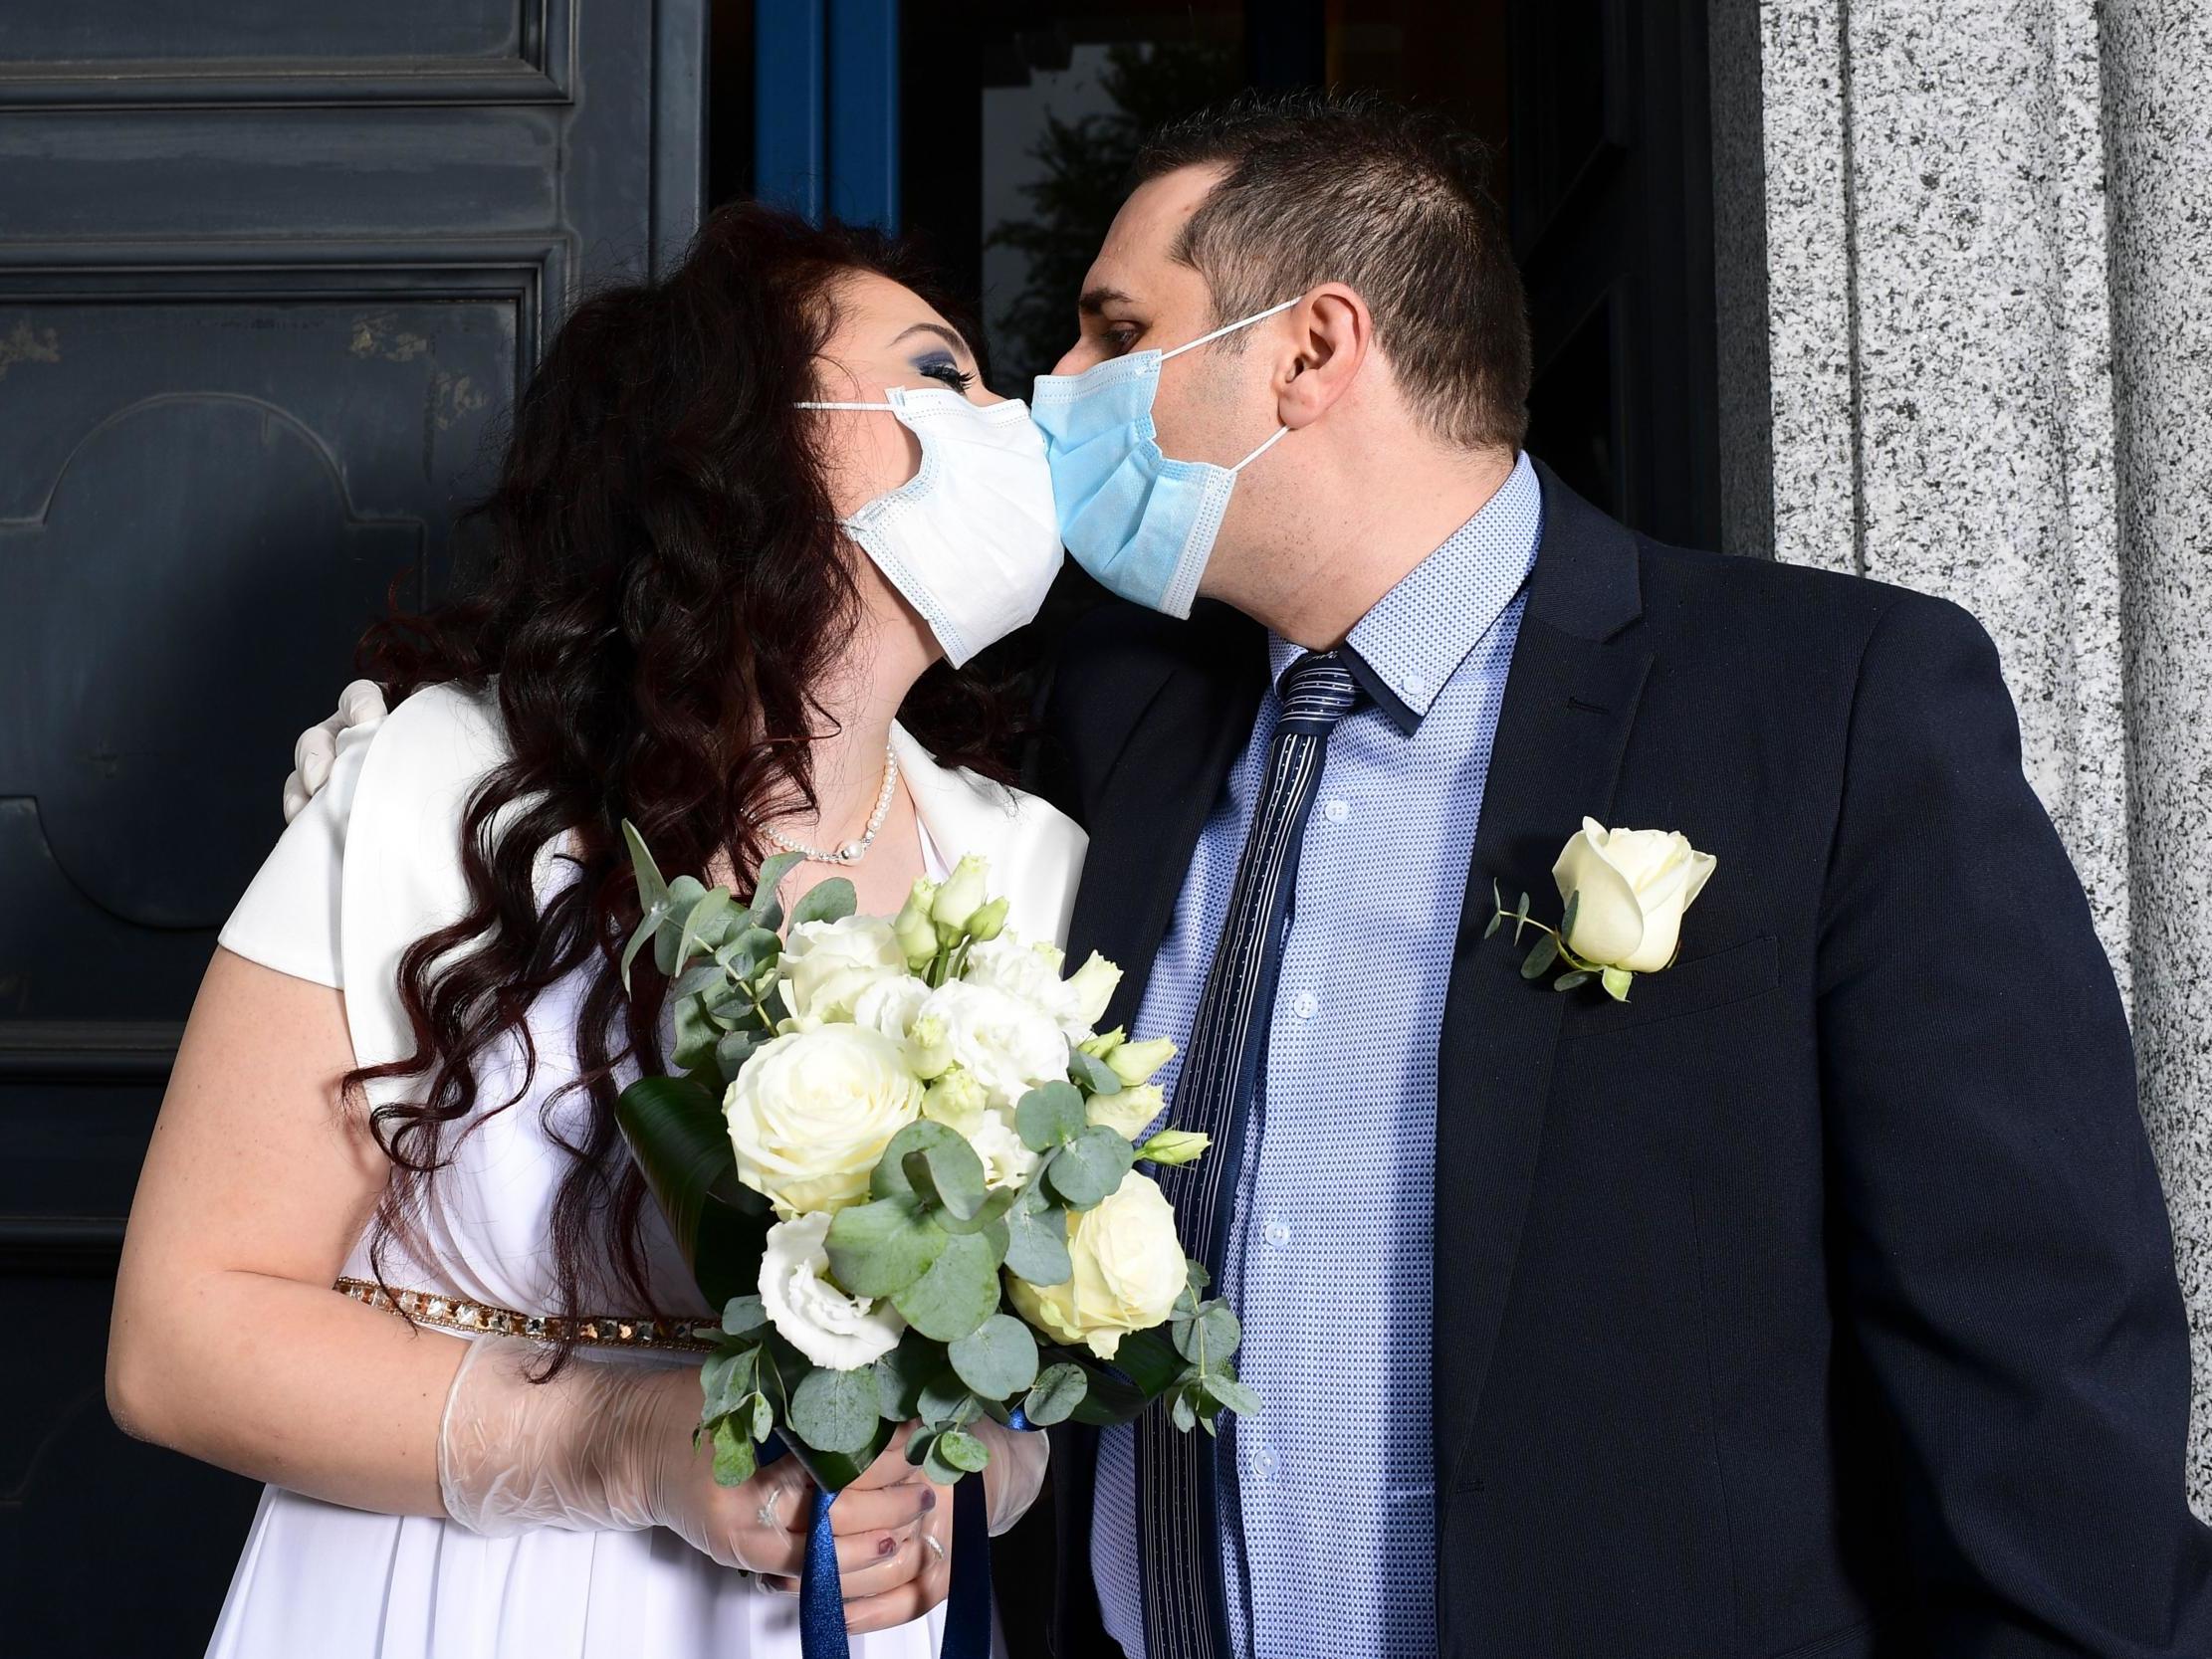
<box><xmin>918</xmin><ymin>358</ymin><xmax>975</xmax><ymax>392</ymax></box>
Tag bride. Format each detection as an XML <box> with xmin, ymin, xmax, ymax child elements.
<box><xmin>106</xmin><ymin>201</ymin><xmax>1075</xmax><ymax>1658</ymax></box>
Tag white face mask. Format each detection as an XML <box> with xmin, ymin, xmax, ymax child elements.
<box><xmin>794</xmin><ymin>386</ymin><xmax>1064</xmax><ymax>667</ymax></box>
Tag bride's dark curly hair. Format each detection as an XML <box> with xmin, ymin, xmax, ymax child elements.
<box><xmin>343</xmin><ymin>202</ymin><xmax>1016</xmax><ymax>1369</ymax></box>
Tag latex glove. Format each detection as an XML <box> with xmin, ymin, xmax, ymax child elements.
<box><xmin>282</xmin><ymin>679</ymin><xmax>387</xmax><ymax>822</ymax></box>
<box><xmin>438</xmin><ymin>1337</ymin><xmax>936</xmax><ymax>1594</ymax></box>
<box><xmin>975</xmin><ymin>1414</ymin><xmax>1049</xmax><ymax>1536</ymax></box>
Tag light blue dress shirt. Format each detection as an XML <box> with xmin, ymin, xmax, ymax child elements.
<box><xmin>1092</xmin><ymin>452</ymin><xmax>1543</xmax><ymax>1658</ymax></box>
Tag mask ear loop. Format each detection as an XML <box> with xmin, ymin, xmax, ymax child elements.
<box><xmin>1157</xmin><ymin>296</ymin><xmax>1303</xmax><ymax>362</ymax></box>
<box><xmin>793</xmin><ymin>400</ymin><xmax>894</xmax><ymax>411</ymax></box>
<box><xmin>1229</xmin><ymin>423</ymin><xmax>1290</xmax><ymax>472</ymax></box>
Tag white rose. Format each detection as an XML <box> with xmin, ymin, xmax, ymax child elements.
<box><xmin>725</xmin><ymin>1024</ymin><xmax>924</xmax><ymax>1218</ymax></box>
<box><xmin>1552</xmin><ymin>817</ymin><xmax>1717</xmax><ymax>974</ymax></box>
<box><xmin>1007</xmin><ymin>1172</ymin><xmax>1187</xmax><ymax>1358</ymax></box>
<box><xmin>915</xmin><ymin>979</ymin><xmax>1070</xmax><ymax>1110</ymax></box>
<box><xmin>759</xmin><ymin>1211</ymin><xmax>905</xmax><ymax>1369</ymax></box>
<box><xmin>967</xmin><ymin>1107</ymin><xmax>1040</xmax><ymax>1190</ymax></box>
<box><xmin>780</xmin><ymin>914</ymin><xmax>907</xmax><ymax>1026</ymax></box>
<box><xmin>962</xmin><ymin>934</ymin><xmax>1094</xmax><ymax>1036</ymax></box>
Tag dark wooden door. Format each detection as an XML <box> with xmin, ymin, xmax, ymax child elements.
<box><xmin>0</xmin><ymin>6</ymin><xmax>704</xmax><ymax>1651</ymax></box>
<box><xmin>1510</xmin><ymin>0</ymin><xmax>1720</xmax><ymax>549</ymax></box>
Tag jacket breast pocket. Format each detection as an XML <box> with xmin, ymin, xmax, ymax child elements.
<box><xmin>1557</xmin><ymin>933</ymin><xmax>1779</xmax><ymax>1039</ymax></box>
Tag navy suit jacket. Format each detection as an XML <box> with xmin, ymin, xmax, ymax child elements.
<box><xmin>997</xmin><ymin>462</ymin><xmax>2212</xmax><ymax>1658</ymax></box>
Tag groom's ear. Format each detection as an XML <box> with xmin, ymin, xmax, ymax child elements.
<box><xmin>1277</xmin><ymin>285</ymin><xmax>1371</xmax><ymax>431</ymax></box>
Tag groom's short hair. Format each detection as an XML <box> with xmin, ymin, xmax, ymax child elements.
<box><xmin>1133</xmin><ymin>91</ymin><xmax>1531</xmax><ymax>452</ymax></box>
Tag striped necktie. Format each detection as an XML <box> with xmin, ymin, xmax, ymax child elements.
<box><xmin>1139</xmin><ymin>648</ymin><xmax>1366</xmax><ymax>1659</ymax></box>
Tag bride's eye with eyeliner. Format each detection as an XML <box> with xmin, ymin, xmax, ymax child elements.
<box><xmin>917</xmin><ymin>357</ymin><xmax>975</xmax><ymax>392</ymax></box>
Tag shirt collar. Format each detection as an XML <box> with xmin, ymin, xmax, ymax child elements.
<box><xmin>1266</xmin><ymin>451</ymin><xmax>1543</xmax><ymax>734</ymax></box>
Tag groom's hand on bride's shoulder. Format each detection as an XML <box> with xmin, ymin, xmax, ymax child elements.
<box><xmin>281</xmin><ymin>678</ymin><xmax>387</xmax><ymax>822</ymax></box>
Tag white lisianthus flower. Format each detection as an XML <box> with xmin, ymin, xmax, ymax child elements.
<box><xmin>931</xmin><ymin>854</ymin><xmax>992</xmax><ymax>933</ymax></box>
<box><xmin>1065</xmin><ymin>951</ymin><xmax>1124</xmax><ymax>1028</ymax></box>
<box><xmin>850</xmin><ymin>973</ymin><xmax>928</xmax><ymax>1044</ymax></box>
<box><xmin>920</xmin><ymin>1068</ymin><xmax>989</xmax><ymax>1137</ymax></box>
<box><xmin>1006</xmin><ymin>1173</ymin><xmax>1186</xmax><ymax>1359</ymax></box>
<box><xmin>780</xmin><ymin>914</ymin><xmax>907</xmax><ymax>1026</ymax></box>
<box><xmin>759</xmin><ymin>1211</ymin><xmax>905</xmax><ymax>1369</ymax></box>
<box><xmin>725</xmin><ymin>1025</ymin><xmax>924</xmax><ymax>1218</ymax></box>
<box><xmin>1552</xmin><ymin>817</ymin><xmax>1717</xmax><ymax>974</ymax></box>
<box><xmin>915</xmin><ymin>978</ymin><xmax>1069</xmax><ymax>1110</ymax></box>
<box><xmin>967</xmin><ymin>1107</ymin><xmax>1040</xmax><ymax>1189</ymax></box>
<box><xmin>962</xmin><ymin>935</ymin><xmax>1091</xmax><ymax>1036</ymax></box>
<box><xmin>1088</xmin><ymin>1081</ymin><xmax>1165</xmax><ymax>1141</ymax></box>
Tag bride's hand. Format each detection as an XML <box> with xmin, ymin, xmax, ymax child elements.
<box><xmin>436</xmin><ymin>1338</ymin><xmax>932</xmax><ymax>1590</ymax></box>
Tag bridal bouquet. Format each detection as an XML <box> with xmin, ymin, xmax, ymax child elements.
<box><xmin>613</xmin><ymin>829</ymin><xmax>1256</xmax><ymax>1507</ymax></box>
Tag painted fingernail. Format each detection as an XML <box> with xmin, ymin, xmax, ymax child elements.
<box><xmin>921</xmin><ymin>1488</ymin><xmax>937</xmax><ymax>1511</ymax></box>
<box><xmin>878</xmin><ymin>1534</ymin><xmax>898</xmax><ymax>1556</ymax></box>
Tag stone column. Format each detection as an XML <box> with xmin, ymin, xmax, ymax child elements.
<box><xmin>1723</xmin><ymin>0</ymin><xmax>2212</xmax><ymax>1515</ymax></box>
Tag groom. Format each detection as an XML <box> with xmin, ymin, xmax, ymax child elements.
<box><xmin>1015</xmin><ymin>93</ymin><xmax>2212</xmax><ymax>1658</ymax></box>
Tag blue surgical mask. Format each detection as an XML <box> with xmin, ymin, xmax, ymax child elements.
<box><xmin>1030</xmin><ymin>298</ymin><xmax>1299</xmax><ymax>616</ymax></box>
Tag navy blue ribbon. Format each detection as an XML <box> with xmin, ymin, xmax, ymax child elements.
<box><xmin>784</xmin><ymin>1409</ymin><xmax>1034</xmax><ymax>1659</ymax></box>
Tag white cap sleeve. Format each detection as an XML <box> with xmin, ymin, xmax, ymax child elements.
<box><xmin>217</xmin><ymin>716</ymin><xmax>380</xmax><ymax>988</ymax></box>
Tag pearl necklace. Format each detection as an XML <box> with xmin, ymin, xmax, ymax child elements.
<box><xmin>760</xmin><ymin>743</ymin><xmax>900</xmax><ymax>867</ymax></box>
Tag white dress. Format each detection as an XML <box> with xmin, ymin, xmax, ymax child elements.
<box><xmin>206</xmin><ymin>684</ymin><xmax>1087</xmax><ymax>1659</ymax></box>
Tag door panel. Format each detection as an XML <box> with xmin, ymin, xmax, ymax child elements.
<box><xmin>0</xmin><ymin>5</ymin><xmax>704</xmax><ymax>1651</ymax></box>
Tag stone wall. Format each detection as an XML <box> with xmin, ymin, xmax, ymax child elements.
<box><xmin>1719</xmin><ymin>0</ymin><xmax>2212</xmax><ymax>1515</ymax></box>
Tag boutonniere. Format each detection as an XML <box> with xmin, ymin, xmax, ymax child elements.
<box><xmin>1488</xmin><ymin>817</ymin><xmax>1717</xmax><ymax>1001</ymax></box>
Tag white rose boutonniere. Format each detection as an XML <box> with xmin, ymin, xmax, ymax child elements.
<box><xmin>1489</xmin><ymin>816</ymin><xmax>1717</xmax><ymax>1000</ymax></box>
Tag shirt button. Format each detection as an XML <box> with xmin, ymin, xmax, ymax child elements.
<box><xmin>1247</xmin><ymin>1445</ymin><xmax>1278</xmax><ymax>1480</ymax></box>
<box><xmin>1322</xmin><ymin>798</ymin><xmax>1349</xmax><ymax>822</ymax></box>
<box><xmin>1264</xmin><ymin>1219</ymin><xmax>1291</xmax><ymax>1246</ymax></box>
<box><xmin>1291</xmin><ymin>991</ymin><xmax>1317</xmax><ymax>1019</ymax></box>
<box><xmin>1400</xmin><ymin>671</ymin><xmax>1428</xmax><ymax>697</ymax></box>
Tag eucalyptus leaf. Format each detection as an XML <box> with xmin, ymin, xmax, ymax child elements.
<box><xmin>673</xmin><ymin>994</ymin><xmax>722</xmax><ymax>1074</ymax></box>
<box><xmin>1172</xmin><ymin>1303</ymin><xmax>1242</xmax><ymax>1368</ymax></box>
<box><xmin>917</xmin><ymin>1367</ymin><xmax>981</xmax><ymax>1429</ymax></box>
<box><xmin>711</xmin><ymin>1414</ymin><xmax>758</xmax><ymax>1486</ymax></box>
<box><xmin>787</xmin><ymin>1365</ymin><xmax>882</xmax><ymax>1456</ymax></box>
<box><xmin>675</xmin><ymin>886</ymin><xmax>736</xmax><ymax>977</ymax></box>
<box><xmin>1519</xmin><ymin>931</ymin><xmax>1560</xmax><ymax>980</ymax></box>
<box><xmin>1047</xmin><ymin>1125</ymin><xmax>1136</xmax><ymax>1209</ymax></box>
<box><xmin>716</xmin><ymin>1027</ymin><xmax>767</xmax><ymax>1075</ymax></box>
<box><xmin>1170</xmin><ymin>1390</ymin><xmax>1198</xmax><ymax>1433</ymax></box>
<box><xmin>717</xmin><ymin>927</ymin><xmax>782</xmax><ymax>981</ymax></box>
<box><xmin>1014</xmin><ymin>1081</ymin><xmax>1087</xmax><ymax>1152</ymax></box>
<box><xmin>915</xmin><ymin>1429</ymin><xmax>972</xmax><ymax>1486</ymax></box>
<box><xmin>1553</xmin><ymin>970</ymin><xmax>1592</xmax><ymax>993</ymax></box>
<box><xmin>1559</xmin><ymin>890</ymin><xmax>1582</xmax><ymax>948</ymax></box>
<box><xmin>870</xmin><ymin>1120</ymin><xmax>973</xmax><ymax>1203</ymax></box>
<box><xmin>948</xmin><ymin>1315</ymin><xmax>1039</xmax><ymax>1401</ymax></box>
<box><xmin>1203</xmin><ymin>1372</ymin><xmax>1262</xmax><ymax>1417</ymax></box>
<box><xmin>891</xmin><ymin>1227</ymin><xmax>1004</xmax><ymax>1342</ymax></box>
<box><xmin>824</xmin><ymin>1193</ymin><xmax>944</xmax><ymax>1299</ymax></box>
<box><xmin>936</xmin><ymin>1428</ymin><xmax>991</xmax><ymax>1475</ymax></box>
<box><xmin>721</xmin><ymin>1295</ymin><xmax>769</xmax><ymax>1338</ymax></box>
<box><xmin>874</xmin><ymin>1343</ymin><xmax>938</xmax><ymax>1422</ymax></box>
<box><xmin>749</xmin><ymin>852</ymin><xmax>805</xmax><ymax>932</ymax></box>
<box><xmin>1022</xmin><ymin>1362</ymin><xmax>1089</xmax><ymax>1427</ymax></box>
<box><xmin>671</xmin><ymin>960</ymin><xmax>729</xmax><ymax>1000</ymax></box>
<box><xmin>789</xmin><ymin>877</ymin><xmax>858</xmax><ymax>929</ymax></box>
<box><xmin>899</xmin><ymin>1134</ymin><xmax>987</xmax><ymax>1223</ymax></box>
<box><xmin>1066</xmin><ymin>1047</ymin><xmax>1122</xmax><ymax>1097</ymax></box>
<box><xmin>933</xmin><ymin>1183</ymin><xmax>1020</xmax><ymax>1237</ymax></box>
<box><xmin>1482</xmin><ymin>911</ymin><xmax>1503</xmax><ymax>940</ymax></box>
<box><xmin>1002</xmin><ymin>1194</ymin><xmax>1073</xmax><ymax>1286</ymax></box>
<box><xmin>700</xmin><ymin>1344</ymin><xmax>760</xmax><ymax>1421</ymax></box>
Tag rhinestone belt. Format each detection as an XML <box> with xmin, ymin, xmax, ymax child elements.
<box><xmin>335</xmin><ymin>1277</ymin><xmax>721</xmax><ymax>1353</ymax></box>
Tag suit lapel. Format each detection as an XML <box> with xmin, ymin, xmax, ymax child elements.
<box><xmin>1433</xmin><ymin>463</ymin><xmax>1653</xmax><ymax>1495</ymax></box>
<box><xmin>1063</xmin><ymin>626</ymin><xmax>1267</xmax><ymax>1036</ymax></box>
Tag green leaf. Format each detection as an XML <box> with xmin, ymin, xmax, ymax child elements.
<box><xmin>700</xmin><ymin>1344</ymin><xmax>760</xmax><ymax>1420</ymax></box>
<box><xmin>871</xmin><ymin>1120</ymin><xmax>979</xmax><ymax>1203</ymax></box>
<box><xmin>1047</xmin><ymin>1125</ymin><xmax>1136</xmax><ymax>1209</ymax></box>
<box><xmin>1559</xmin><ymin>890</ymin><xmax>1581</xmax><ymax>949</ymax></box>
<box><xmin>1066</xmin><ymin>1047</ymin><xmax>1122</xmax><ymax>1096</ymax></box>
<box><xmin>1514</xmin><ymin>891</ymin><xmax>1533</xmax><ymax>943</ymax></box>
<box><xmin>1553</xmin><ymin>970</ymin><xmax>1592</xmax><ymax>992</ymax></box>
<box><xmin>671</xmin><ymin>960</ymin><xmax>729</xmax><ymax>1000</ymax></box>
<box><xmin>717</xmin><ymin>927</ymin><xmax>782</xmax><ymax>982</ymax></box>
<box><xmin>673</xmin><ymin>993</ymin><xmax>722</xmax><ymax>1075</ymax></box>
<box><xmin>748</xmin><ymin>852</ymin><xmax>805</xmax><ymax>933</ymax></box>
<box><xmin>614</xmin><ymin>1075</ymin><xmax>772</xmax><ymax>1311</ymax></box>
<box><xmin>912</xmin><ymin>1428</ymin><xmax>973</xmax><ymax>1486</ymax></box>
<box><xmin>1602</xmin><ymin>965</ymin><xmax>1635</xmax><ymax>1002</ymax></box>
<box><xmin>936</xmin><ymin>1428</ymin><xmax>991</xmax><ymax>1474</ymax></box>
<box><xmin>1014</xmin><ymin>1081</ymin><xmax>1088</xmax><ymax>1151</ymax></box>
<box><xmin>710</xmin><ymin>1413</ymin><xmax>758</xmax><ymax>1486</ymax></box>
<box><xmin>1482</xmin><ymin>910</ymin><xmax>1503</xmax><ymax>939</ymax></box>
<box><xmin>917</xmin><ymin>1366</ymin><xmax>983</xmax><ymax>1429</ymax></box>
<box><xmin>1002</xmin><ymin>1192</ymin><xmax>1074</xmax><ymax>1286</ymax></box>
<box><xmin>1061</xmin><ymin>1357</ymin><xmax>1148</xmax><ymax>1427</ymax></box>
<box><xmin>874</xmin><ymin>1342</ymin><xmax>939</xmax><ymax>1422</ymax></box>
<box><xmin>675</xmin><ymin>886</ymin><xmax>736</xmax><ymax>977</ymax></box>
<box><xmin>1170</xmin><ymin>1389</ymin><xmax>1198</xmax><ymax>1433</ymax></box>
<box><xmin>1172</xmin><ymin>1302</ymin><xmax>1242</xmax><ymax>1368</ymax></box>
<box><xmin>892</xmin><ymin>1227</ymin><xmax>1006</xmax><ymax>1342</ymax></box>
<box><xmin>1022</xmin><ymin>1361</ymin><xmax>1089</xmax><ymax>1427</ymax></box>
<box><xmin>1203</xmin><ymin>1370</ymin><xmax>1262</xmax><ymax>1417</ymax></box>
<box><xmin>716</xmin><ymin>1027</ymin><xmax>767</xmax><ymax>1075</ymax></box>
<box><xmin>721</xmin><ymin>1295</ymin><xmax>769</xmax><ymax>1338</ymax></box>
<box><xmin>949</xmin><ymin>1314</ymin><xmax>1040</xmax><ymax>1401</ymax></box>
<box><xmin>1109</xmin><ymin>1329</ymin><xmax>1187</xmax><ymax>1396</ymax></box>
<box><xmin>933</xmin><ymin>1183</ymin><xmax>1020</xmax><ymax>1237</ymax></box>
<box><xmin>1519</xmin><ymin>931</ymin><xmax>1560</xmax><ymax>980</ymax></box>
<box><xmin>899</xmin><ymin>1135</ymin><xmax>988</xmax><ymax>1223</ymax></box>
<box><xmin>824</xmin><ymin>1193</ymin><xmax>945</xmax><ymax>1299</ymax></box>
<box><xmin>787</xmin><ymin>1364</ymin><xmax>883</xmax><ymax>1456</ymax></box>
<box><xmin>789</xmin><ymin>877</ymin><xmax>857</xmax><ymax>929</ymax></box>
